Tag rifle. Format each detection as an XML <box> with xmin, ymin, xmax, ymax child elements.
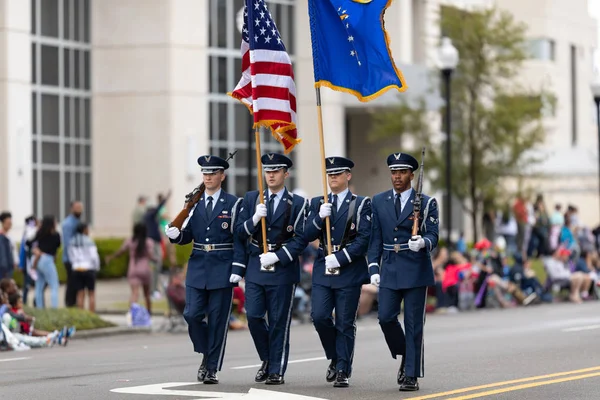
<box><xmin>168</xmin><ymin>150</ymin><xmax>238</xmax><ymax>230</ymax></box>
<box><xmin>411</xmin><ymin>147</ymin><xmax>426</xmax><ymax>237</ymax></box>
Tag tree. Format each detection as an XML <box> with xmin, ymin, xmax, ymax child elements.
<box><xmin>369</xmin><ymin>5</ymin><xmax>555</xmax><ymax>241</ymax></box>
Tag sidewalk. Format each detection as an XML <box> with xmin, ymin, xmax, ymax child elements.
<box><xmin>34</xmin><ymin>276</ymin><xmax>175</xmax><ymax>332</ymax></box>
<box><xmin>38</xmin><ymin>274</ymin><xmax>170</xmax><ymax>315</ymax></box>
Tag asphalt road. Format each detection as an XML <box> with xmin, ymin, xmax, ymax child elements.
<box><xmin>2</xmin><ymin>302</ymin><xmax>600</xmax><ymax>400</ymax></box>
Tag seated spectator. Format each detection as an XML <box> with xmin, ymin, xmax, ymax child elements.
<box><xmin>358</xmin><ymin>283</ymin><xmax>378</xmax><ymax>317</ymax></box>
<box><xmin>509</xmin><ymin>254</ymin><xmax>549</xmax><ymax>304</ymax></box>
<box><xmin>7</xmin><ymin>292</ymin><xmax>75</xmax><ymax>339</ymax></box>
<box><xmin>0</xmin><ymin>278</ymin><xmax>19</xmax><ymax>303</ymax></box>
<box><xmin>431</xmin><ymin>247</ymin><xmax>449</xmax><ymax>311</ymax></box>
<box><xmin>0</xmin><ymin>289</ymin><xmax>66</xmax><ymax>349</ymax></box>
<box><xmin>68</xmin><ymin>222</ymin><xmax>100</xmax><ymax>313</ymax></box>
<box><xmin>166</xmin><ymin>267</ymin><xmax>246</xmax><ymax>330</ymax></box>
<box><xmin>442</xmin><ymin>251</ymin><xmax>472</xmax><ymax>311</ymax></box>
<box><xmin>574</xmin><ymin>250</ymin><xmax>597</xmax><ymax>300</ymax></box>
<box><xmin>544</xmin><ymin>248</ymin><xmax>592</xmax><ymax>303</ymax></box>
<box><xmin>484</xmin><ymin>240</ymin><xmax>530</xmax><ymax>307</ymax></box>
<box><xmin>166</xmin><ymin>267</ymin><xmax>185</xmax><ymax>315</ymax></box>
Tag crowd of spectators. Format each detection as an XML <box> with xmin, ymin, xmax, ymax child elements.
<box><xmin>425</xmin><ymin>195</ymin><xmax>600</xmax><ymax>314</ymax></box>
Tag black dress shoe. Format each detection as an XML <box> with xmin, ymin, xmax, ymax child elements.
<box><xmin>265</xmin><ymin>374</ymin><xmax>285</xmax><ymax>385</ymax></box>
<box><xmin>255</xmin><ymin>361</ymin><xmax>269</xmax><ymax>383</ymax></box>
<box><xmin>326</xmin><ymin>360</ymin><xmax>337</xmax><ymax>383</ymax></box>
<box><xmin>333</xmin><ymin>371</ymin><xmax>349</xmax><ymax>388</ymax></box>
<box><xmin>399</xmin><ymin>377</ymin><xmax>419</xmax><ymax>391</ymax></box>
<box><xmin>197</xmin><ymin>357</ymin><xmax>208</xmax><ymax>382</ymax></box>
<box><xmin>397</xmin><ymin>358</ymin><xmax>406</xmax><ymax>385</ymax></box>
<box><xmin>203</xmin><ymin>371</ymin><xmax>219</xmax><ymax>384</ymax></box>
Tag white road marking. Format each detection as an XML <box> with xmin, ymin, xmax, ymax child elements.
<box><xmin>562</xmin><ymin>324</ymin><xmax>600</xmax><ymax>332</ymax></box>
<box><xmin>0</xmin><ymin>357</ymin><xmax>32</xmax><ymax>363</ymax></box>
<box><xmin>230</xmin><ymin>356</ymin><xmax>326</xmax><ymax>370</ymax></box>
<box><xmin>110</xmin><ymin>382</ymin><xmax>328</xmax><ymax>399</ymax></box>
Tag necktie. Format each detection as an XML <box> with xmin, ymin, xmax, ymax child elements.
<box><xmin>332</xmin><ymin>194</ymin><xmax>338</xmax><ymax>219</ymax></box>
<box><xmin>206</xmin><ymin>196</ymin><xmax>213</xmax><ymax>219</ymax></box>
<box><xmin>395</xmin><ymin>194</ymin><xmax>402</xmax><ymax>219</ymax></box>
<box><xmin>268</xmin><ymin>193</ymin><xmax>277</xmax><ymax>220</ymax></box>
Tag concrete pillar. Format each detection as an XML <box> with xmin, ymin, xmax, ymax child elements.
<box><xmin>0</xmin><ymin>0</ymin><xmax>33</xmax><ymax>239</ymax></box>
<box><xmin>91</xmin><ymin>0</ymin><xmax>209</xmax><ymax>236</ymax></box>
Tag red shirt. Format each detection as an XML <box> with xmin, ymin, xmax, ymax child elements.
<box><xmin>442</xmin><ymin>263</ymin><xmax>472</xmax><ymax>291</ymax></box>
<box><xmin>11</xmin><ymin>308</ymin><xmax>30</xmax><ymax>333</ymax></box>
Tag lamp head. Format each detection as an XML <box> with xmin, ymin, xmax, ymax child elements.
<box><xmin>438</xmin><ymin>37</ymin><xmax>460</xmax><ymax>71</ymax></box>
<box><xmin>591</xmin><ymin>73</ymin><xmax>600</xmax><ymax>100</ymax></box>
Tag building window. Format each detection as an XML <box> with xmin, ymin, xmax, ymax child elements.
<box><xmin>207</xmin><ymin>0</ymin><xmax>297</xmax><ymax>195</ymax></box>
<box><xmin>526</xmin><ymin>38</ymin><xmax>555</xmax><ymax>61</ymax></box>
<box><xmin>31</xmin><ymin>0</ymin><xmax>92</xmax><ymax>221</ymax></box>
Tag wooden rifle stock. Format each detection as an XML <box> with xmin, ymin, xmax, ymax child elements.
<box><xmin>168</xmin><ymin>150</ymin><xmax>238</xmax><ymax>231</ymax></box>
<box><xmin>169</xmin><ymin>184</ymin><xmax>206</xmax><ymax>230</ymax></box>
<box><xmin>411</xmin><ymin>147</ymin><xmax>426</xmax><ymax>237</ymax></box>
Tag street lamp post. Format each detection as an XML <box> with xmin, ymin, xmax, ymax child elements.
<box><xmin>591</xmin><ymin>76</ymin><xmax>600</xmax><ymax>222</ymax></box>
<box><xmin>438</xmin><ymin>37</ymin><xmax>459</xmax><ymax>247</ymax></box>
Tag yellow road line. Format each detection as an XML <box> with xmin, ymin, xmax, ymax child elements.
<box><xmin>445</xmin><ymin>371</ymin><xmax>600</xmax><ymax>399</ymax></box>
<box><xmin>404</xmin><ymin>366</ymin><xmax>600</xmax><ymax>400</ymax></box>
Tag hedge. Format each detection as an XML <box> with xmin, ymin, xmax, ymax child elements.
<box><xmin>13</xmin><ymin>239</ymin><xmax>193</xmax><ymax>287</ymax></box>
<box><xmin>23</xmin><ymin>306</ymin><xmax>116</xmax><ymax>331</ymax></box>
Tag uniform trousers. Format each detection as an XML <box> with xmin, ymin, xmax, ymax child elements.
<box><xmin>311</xmin><ymin>284</ymin><xmax>362</xmax><ymax>375</ymax></box>
<box><xmin>183</xmin><ymin>286</ymin><xmax>233</xmax><ymax>372</ymax></box>
<box><xmin>378</xmin><ymin>286</ymin><xmax>428</xmax><ymax>378</ymax></box>
<box><xmin>245</xmin><ymin>281</ymin><xmax>296</xmax><ymax>376</ymax></box>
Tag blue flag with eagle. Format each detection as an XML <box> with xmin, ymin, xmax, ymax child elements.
<box><xmin>307</xmin><ymin>0</ymin><xmax>406</xmax><ymax>102</ymax></box>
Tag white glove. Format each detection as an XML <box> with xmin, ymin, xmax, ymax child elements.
<box><xmin>409</xmin><ymin>235</ymin><xmax>425</xmax><ymax>252</ymax></box>
<box><xmin>165</xmin><ymin>226</ymin><xmax>180</xmax><ymax>240</ymax></box>
<box><xmin>252</xmin><ymin>203</ymin><xmax>268</xmax><ymax>225</ymax></box>
<box><xmin>319</xmin><ymin>203</ymin><xmax>333</xmax><ymax>219</ymax></box>
<box><xmin>325</xmin><ymin>254</ymin><xmax>340</xmax><ymax>269</ymax></box>
<box><xmin>370</xmin><ymin>274</ymin><xmax>380</xmax><ymax>287</ymax></box>
<box><xmin>260</xmin><ymin>252</ymin><xmax>279</xmax><ymax>267</ymax></box>
<box><xmin>229</xmin><ymin>274</ymin><xmax>242</xmax><ymax>283</ymax></box>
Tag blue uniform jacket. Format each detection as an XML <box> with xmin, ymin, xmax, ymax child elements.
<box><xmin>304</xmin><ymin>192</ymin><xmax>371</xmax><ymax>289</ymax></box>
<box><xmin>367</xmin><ymin>189</ymin><xmax>439</xmax><ymax>289</ymax></box>
<box><xmin>169</xmin><ymin>191</ymin><xmax>246</xmax><ymax>290</ymax></box>
<box><xmin>235</xmin><ymin>188</ymin><xmax>308</xmax><ymax>286</ymax></box>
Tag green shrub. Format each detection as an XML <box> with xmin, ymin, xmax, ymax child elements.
<box><xmin>23</xmin><ymin>306</ymin><xmax>116</xmax><ymax>331</ymax></box>
<box><xmin>12</xmin><ymin>239</ymin><xmax>194</xmax><ymax>287</ymax></box>
<box><xmin>97</xmin><ymin>238</ymin><xmax>193</xmax><ymax>278</ymax></box>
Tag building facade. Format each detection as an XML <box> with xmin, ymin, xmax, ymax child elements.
<box><xmin>0</xmin><ymin>0</ymin><xmax>443</xmax><ymax>238</ymax></box>
<box><xmin>497</xmin><ymin>0</ymin><xmax>600</xmax><ymax>227</ymax></box>
<box><xmin>2</xmin><ymin>0</ymin><xmax>596</xmax><ymax>239</ymax></box>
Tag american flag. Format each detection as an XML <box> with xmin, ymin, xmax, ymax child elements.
<box><xmin>228</xmin><ymin>0</ymin><xmax>300</xmax><ymax>154</ymax></box>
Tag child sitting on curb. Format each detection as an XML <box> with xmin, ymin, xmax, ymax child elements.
<box><xmin>0</xmin><ymin>289</ymin><xmax>65</xmax><ymax>349</ymax></box>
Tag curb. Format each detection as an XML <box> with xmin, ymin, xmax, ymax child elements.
<box><xmin>96</xmin><ymin>309</ymin><xmax>167</xmax><ymax>317</ymax></box>
<box><xmin>71</xmin><ymin>326</ymin><xmax>152</xmax><ymax>340</ymax></box>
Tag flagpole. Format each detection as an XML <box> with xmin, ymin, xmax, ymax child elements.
<box><xmin>254</xmin><ymin>127</ymin><xmax>269</xmax><ymax>254</ymax></box>
<box><xmin>315</xmin><ymin>88</ymin><xmax>332</xmax><ymax>255</ymax></box>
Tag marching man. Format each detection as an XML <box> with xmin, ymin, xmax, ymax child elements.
<box><xmin>233</xmin><ymin>153</ymin><xmax>308</xmax><ymax>385</ymax></box>
<box><xmin>164</xmin><ymin>155</ymin><xmax>246</xmax><ymax>384</ymax></box>
<box><xmin>304</xmin><ymin>156</ymin><xmax>372</xmax><ymax>388</ymax></box>
<box><xmin>367</xmin><ymin>152</ymin><xmax>439</xmax><ymax>392</ymax></box>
